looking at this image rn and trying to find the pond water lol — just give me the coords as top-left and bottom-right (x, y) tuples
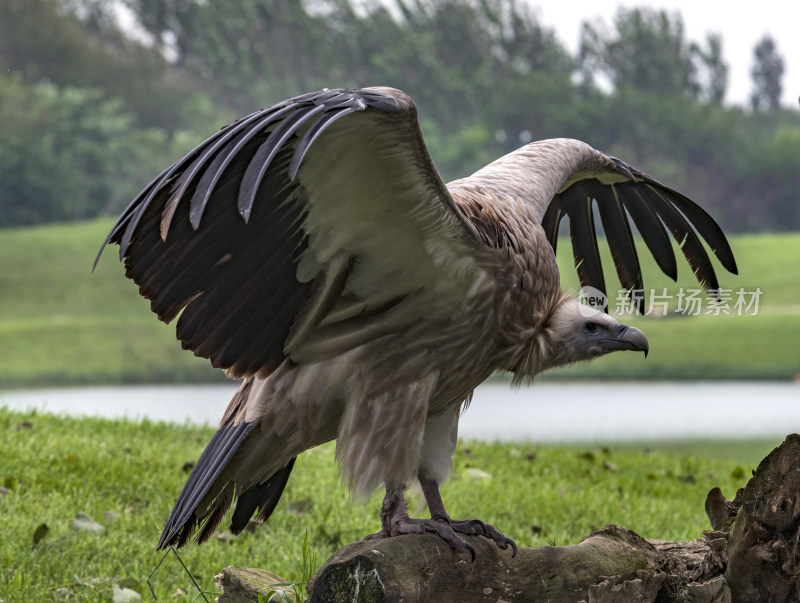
(2, 380), (797, 442)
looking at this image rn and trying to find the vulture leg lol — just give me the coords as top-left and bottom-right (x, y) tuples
(419, 475), (518, 557)
(379, 402), (516, 556)
(364, 484), (477, 560)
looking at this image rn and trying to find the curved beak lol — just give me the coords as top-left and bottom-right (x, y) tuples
(613, 323), (649, 357)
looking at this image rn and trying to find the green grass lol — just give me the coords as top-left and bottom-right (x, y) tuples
(0, 407), (778, 601)
(0, 219), (797, 387)
(0, 219), (221, 387)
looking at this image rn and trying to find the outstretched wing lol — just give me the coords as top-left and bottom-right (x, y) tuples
(541, 155), (738, 312)
(96, 87), (484, 378)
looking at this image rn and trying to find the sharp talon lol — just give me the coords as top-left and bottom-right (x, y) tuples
(510, 539), (518, 557)
(465, 541), (475, 562)
(468, 518), (486, 533)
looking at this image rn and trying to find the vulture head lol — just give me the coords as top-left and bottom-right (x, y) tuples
(507, 297), (649, 382)
(548, 299), (648, 362)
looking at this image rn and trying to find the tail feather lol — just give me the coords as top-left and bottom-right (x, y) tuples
(230, 457), (297, 534)
(196, 483), (235, 544)
(174, 520), (196, 549)
(157, 419), (256, 550)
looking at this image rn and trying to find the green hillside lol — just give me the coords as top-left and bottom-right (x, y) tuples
(0, 220), (220, 387)
(0, 219), (797, 387)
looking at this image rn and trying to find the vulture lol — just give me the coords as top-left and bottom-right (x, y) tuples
(97, 87), (737, 557)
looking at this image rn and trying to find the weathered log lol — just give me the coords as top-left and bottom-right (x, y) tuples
(725, 434), (800, 602)
(216, 435), (800, 602)
(305, 526), (730, 603)
(306, 525), (660, 602)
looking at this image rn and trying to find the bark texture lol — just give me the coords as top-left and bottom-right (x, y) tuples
(724, 434), (800, 601)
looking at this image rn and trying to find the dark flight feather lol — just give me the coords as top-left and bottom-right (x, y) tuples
(597, 185), (644, 301)
(238, 103), (328, 222)
(196, 483), (234, 545)
(187, 105), (298, 231)
(615, 184), (678, 281)
(229, 458), (297, 534)
(158, 419), (255, 549)
(166, 112), (273, 221)
(540, 203), (562, 255)
(637, 184), (720, 291)
(558, 182), (607, 299)
(651, 185), (737, 275)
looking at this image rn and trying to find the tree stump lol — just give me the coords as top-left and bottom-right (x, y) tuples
(216, 435), (800, 602)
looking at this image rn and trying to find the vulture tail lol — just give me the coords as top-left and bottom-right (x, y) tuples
(229, 457), (297, 534)
(157, 419), (256, 550)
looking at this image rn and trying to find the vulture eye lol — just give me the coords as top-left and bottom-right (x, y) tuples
(585, 321), (598, 333)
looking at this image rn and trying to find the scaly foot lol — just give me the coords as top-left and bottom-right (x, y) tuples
(419, 474), (518, 557)
(365, 486), (517, 560)
(430, 513), (518, 557)
(364, 513), (476, 560)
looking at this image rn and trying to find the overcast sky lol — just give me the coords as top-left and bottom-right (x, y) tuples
(536, 0), (797, 107)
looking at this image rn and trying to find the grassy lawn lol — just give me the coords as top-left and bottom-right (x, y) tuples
(0, 407), (778, 601)
(0, 220), (221, 387)
(0, 219), (797, 387)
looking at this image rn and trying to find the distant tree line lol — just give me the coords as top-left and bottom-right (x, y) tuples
(1, 0), (798, 231)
